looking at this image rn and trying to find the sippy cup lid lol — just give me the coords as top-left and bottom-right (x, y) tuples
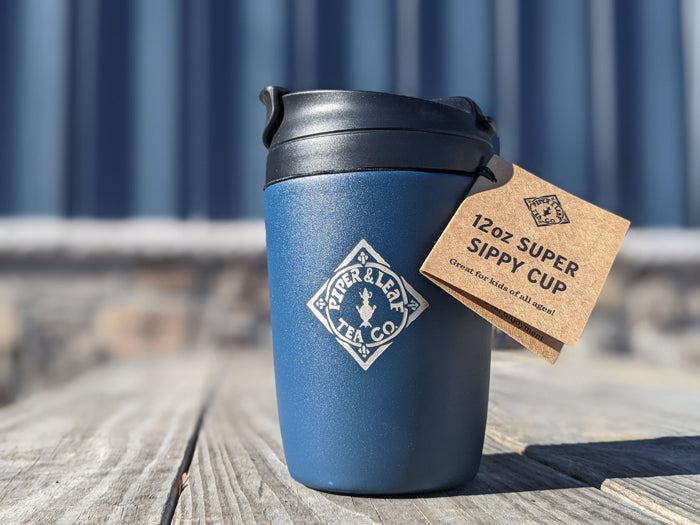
(260, 86), (498, 188)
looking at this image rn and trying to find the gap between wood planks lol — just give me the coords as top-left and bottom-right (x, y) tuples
(159, 365), (223, 525)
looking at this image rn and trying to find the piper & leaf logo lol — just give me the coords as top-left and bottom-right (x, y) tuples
(524, 194), (571, 227)
(307, 239), (428, 370)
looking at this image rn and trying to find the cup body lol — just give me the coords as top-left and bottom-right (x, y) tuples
(264, 169), (491, 494)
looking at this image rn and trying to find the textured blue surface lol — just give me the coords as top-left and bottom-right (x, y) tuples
(264, 170), (491, 494)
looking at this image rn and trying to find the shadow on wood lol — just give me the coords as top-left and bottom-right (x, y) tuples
(523, 436), (700, 487)
(439, 436), (700, 496)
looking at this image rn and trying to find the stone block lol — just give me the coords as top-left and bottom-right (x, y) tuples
(0, 299), (20, 379)
(134, 265), (196, 293)
(96, 298), (190, 357)
(685, 286), (700, 321)
(213, 261), (270, 315)
(626, 274), (684, 330)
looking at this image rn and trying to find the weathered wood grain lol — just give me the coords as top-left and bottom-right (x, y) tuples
(0, 353), (219, 525)
(173, 351), (666, 525)
(487, 350), (700, 524)
(2, 348), (695, 524)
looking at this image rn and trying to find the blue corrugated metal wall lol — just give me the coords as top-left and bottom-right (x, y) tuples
(0, 0), (696, 225)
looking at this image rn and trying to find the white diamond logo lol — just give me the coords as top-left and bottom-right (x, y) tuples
(307, 239), (429, 370)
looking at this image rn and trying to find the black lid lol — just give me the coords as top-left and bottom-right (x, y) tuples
(260, 86), (498, 188)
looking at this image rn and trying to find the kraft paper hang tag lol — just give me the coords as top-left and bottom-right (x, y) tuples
(420, 155), (630, 363)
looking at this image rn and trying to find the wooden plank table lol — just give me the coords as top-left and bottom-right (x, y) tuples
(0, 354), (219, 524)
(0, 349), (698, 524)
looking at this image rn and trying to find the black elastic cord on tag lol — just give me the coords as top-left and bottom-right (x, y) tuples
(475, 164), (497, 183)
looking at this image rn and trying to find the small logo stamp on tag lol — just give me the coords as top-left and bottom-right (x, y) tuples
(524, 194), (570, 227)
(308, 239), (428, 370)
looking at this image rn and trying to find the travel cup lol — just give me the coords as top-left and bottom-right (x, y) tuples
(260, 87), (498, 494)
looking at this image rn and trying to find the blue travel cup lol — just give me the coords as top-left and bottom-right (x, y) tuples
(260, 87), (498, 494)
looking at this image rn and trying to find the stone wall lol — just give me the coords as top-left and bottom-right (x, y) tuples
(0, 221), (698, 404)
(0, 220), (269, 403)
